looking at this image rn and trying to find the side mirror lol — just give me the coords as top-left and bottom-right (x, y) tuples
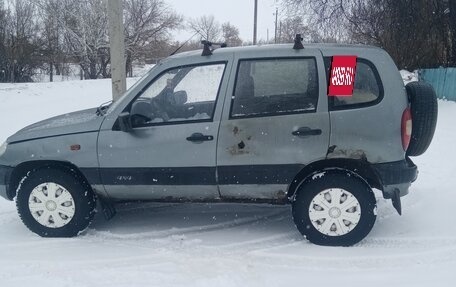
(118, 112), (132, 132)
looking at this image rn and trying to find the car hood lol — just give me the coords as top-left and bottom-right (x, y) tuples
(7, 108), (105, 144)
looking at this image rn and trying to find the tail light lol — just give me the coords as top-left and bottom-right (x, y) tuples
(401, 107), (412, 151)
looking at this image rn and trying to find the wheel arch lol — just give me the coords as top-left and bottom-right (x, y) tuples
(7, 160), (93, 200)
(287, 158), (382, 200)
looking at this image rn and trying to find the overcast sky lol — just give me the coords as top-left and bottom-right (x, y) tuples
(166, 0), (281, 43)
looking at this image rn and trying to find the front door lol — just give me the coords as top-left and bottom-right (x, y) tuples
(98, 61), (229, 200)
(217, 49), (330, 201)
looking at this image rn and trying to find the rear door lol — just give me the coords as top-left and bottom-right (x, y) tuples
(217, 48), (330, 201)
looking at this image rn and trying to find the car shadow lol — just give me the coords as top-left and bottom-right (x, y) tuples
(88, 202), (296, 241)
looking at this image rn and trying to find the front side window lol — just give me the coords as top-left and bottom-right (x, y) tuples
(130, 63), (225, 126)
(231, 58), (319, 118)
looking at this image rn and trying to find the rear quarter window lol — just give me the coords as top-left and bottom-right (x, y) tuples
(325, 57), (384, 110)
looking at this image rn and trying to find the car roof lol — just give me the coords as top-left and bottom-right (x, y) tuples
(169, 43), (383, 60)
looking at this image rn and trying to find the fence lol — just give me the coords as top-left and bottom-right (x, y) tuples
(419, 68), (456, 101)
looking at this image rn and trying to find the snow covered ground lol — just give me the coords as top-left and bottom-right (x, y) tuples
(32, 64), (155, 83)
(0, 79), (455, 286)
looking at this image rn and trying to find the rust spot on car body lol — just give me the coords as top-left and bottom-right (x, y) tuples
(276, 190), (286, 199)
(228, 125), (253, 155)
(233, 126), (240, 135)
(327, 148), (368, 160)
(227, 145), (250, 155)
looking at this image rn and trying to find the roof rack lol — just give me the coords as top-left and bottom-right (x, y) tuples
(201, 40), (227, 56)
(293, 34), (304, 50)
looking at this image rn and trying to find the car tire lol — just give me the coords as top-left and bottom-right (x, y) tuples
(292, 170), (377, 246)
(405, 81), (438, 157)
(16, 167), (96, 237)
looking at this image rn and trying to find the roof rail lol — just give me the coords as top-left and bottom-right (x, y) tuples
(293, 34), (304, 50)
(201, 40), (227, 56)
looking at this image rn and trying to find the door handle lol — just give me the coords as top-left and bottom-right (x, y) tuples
(292, 127), (322, 137)
(186, 133), (214, 142)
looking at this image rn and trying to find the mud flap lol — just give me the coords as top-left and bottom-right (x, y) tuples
(98, 197), (117, 220)
(391, 189), (402, 215)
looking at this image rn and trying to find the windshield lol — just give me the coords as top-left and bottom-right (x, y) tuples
(106, 63), (161, 115)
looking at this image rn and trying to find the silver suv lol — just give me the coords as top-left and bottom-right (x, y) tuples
(0, 41), (437, 246)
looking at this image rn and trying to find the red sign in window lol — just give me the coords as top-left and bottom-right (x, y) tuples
(328, 56), (357, 97)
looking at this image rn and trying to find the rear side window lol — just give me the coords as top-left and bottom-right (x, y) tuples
(230, 58), (318, 118)
(325, 58), (383, 110)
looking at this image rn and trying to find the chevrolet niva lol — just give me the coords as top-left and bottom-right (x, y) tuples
(0, 38), (438, 246)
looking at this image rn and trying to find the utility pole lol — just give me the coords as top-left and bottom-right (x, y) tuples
(253, 0), (258, 45)
(278, 21), (282, 44)
(107, 0), (126, 101)
(274, 8), (278, 44)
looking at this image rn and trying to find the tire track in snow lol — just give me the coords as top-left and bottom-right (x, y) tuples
(0, 210), (15, 216)
(211, 231), (300, 253)
(1, 238), (81, 248)
(85, 209), (290, 241)
(245, 237), (456, 270)
(0, 213), (295, 267)
(0, 211), (20, 226)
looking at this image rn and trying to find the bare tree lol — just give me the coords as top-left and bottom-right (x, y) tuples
(0, 0), (41, 82)
(0, 0), (183, 82)
(282, 0), (452, 69)
(188, 15), (221, 42)
(73, 0), (110, 79)
(221, 22), (242, 47)
(37, 0), (181, 79)
(449, 0), (456, 65)
(0, 0), (9, 82)
(39, 0), (67, 81)
(277, 16), (310, 43)
(42, 0), (111, 79)
(348, 0), (449, 69)
(123, 0), (181, 76)
(282, 0), (351, 42)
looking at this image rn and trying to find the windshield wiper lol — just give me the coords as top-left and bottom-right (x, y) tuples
(96, 101), (113, 116)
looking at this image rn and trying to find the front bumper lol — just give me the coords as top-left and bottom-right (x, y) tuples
(372, 157), (418, 199)
(0, 165), (13, 200)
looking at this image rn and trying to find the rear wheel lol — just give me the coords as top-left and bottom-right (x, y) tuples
(16, 168), (96, 237)
(292, 171), (376, 246)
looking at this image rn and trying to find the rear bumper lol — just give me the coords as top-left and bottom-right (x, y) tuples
(372, 157), (418, 199)
(0, 165), (13, 200)
(372, 157), (418, 185)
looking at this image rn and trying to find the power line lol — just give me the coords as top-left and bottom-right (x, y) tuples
(253, 0), (258, 45)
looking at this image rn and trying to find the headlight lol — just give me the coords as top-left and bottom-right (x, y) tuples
(0, 142), (7, 157)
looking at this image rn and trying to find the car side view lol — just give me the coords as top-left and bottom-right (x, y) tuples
(0, 38), (438, 246)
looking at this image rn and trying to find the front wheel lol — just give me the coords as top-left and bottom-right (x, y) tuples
(292, 171), (377, 246)
(16, 168), (96, 237)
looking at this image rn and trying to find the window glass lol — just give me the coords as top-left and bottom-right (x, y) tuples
(231, 58), (318, 118)
(130, 63), (225, 126)
(330, 60), (382, 108)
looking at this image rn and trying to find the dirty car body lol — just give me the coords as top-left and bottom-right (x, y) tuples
(0, 43), (436, 246)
